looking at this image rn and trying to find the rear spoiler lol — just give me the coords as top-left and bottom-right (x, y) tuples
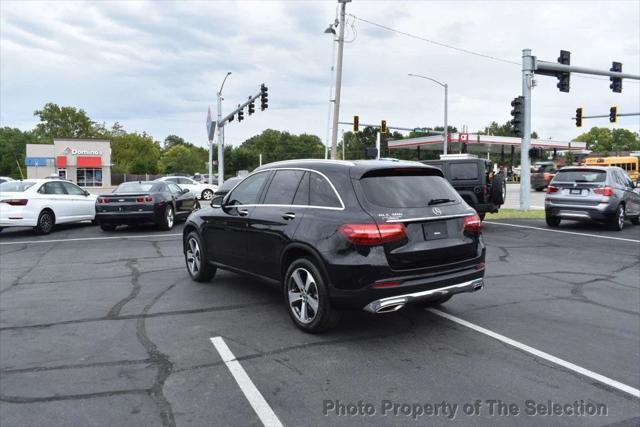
(354, 165), (444, 180)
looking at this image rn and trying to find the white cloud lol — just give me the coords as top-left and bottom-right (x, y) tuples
(1, 0), (638, 149)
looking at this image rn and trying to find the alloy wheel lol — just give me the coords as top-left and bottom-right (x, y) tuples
(167, 207), (174, 228)
(40, 213), (53, 233)
(288, 268), (319, 324)
(186, 237), (201, 275)
(618, 206), (625, 230)
(203, 190), (213, 200)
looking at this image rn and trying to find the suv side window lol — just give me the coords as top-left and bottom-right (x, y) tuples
(39, 182), (67, 195)
(450, 163), (479, 180)
(292, 172), (310, 205)
(310, 172), (341, 208)
(263, 169), (305, 205)
(227, 172), (270, 205)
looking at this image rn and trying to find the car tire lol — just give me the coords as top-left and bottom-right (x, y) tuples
(491, 175), (506, 205)
(422, 294), (453, 307)
(100, 223), (117, 232)
(201, 189), (214, 200)
(284, 258), (339, 334)
(158, 205), (175, 231)
(185, 231), (216, 282)
(546, 215), (561, 227)
(631, 216), (640, 225)
(535, 187), (544, 192)
(34, 210), (55, 235)
(610, 205), (625, 231)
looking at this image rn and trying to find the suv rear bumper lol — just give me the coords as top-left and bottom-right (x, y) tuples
(363, 278), (483, 313)
(545, 201), (616, 222)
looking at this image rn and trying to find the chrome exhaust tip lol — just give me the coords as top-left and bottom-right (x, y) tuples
(375, 303), (405, 314)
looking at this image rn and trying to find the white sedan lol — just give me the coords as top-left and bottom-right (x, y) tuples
(0, 179), (97, 234)
(155, 176), (218, 200)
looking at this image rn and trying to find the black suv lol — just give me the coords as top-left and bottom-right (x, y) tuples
(422, 157), (505, 219)
(183, 160), (485, 333)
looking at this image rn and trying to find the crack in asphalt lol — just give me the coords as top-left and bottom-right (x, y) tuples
(0, 359), (154, 375)
(106, 260), (141, 319)
(0, 388), (150, 404)
(0, 241), (59, 295)
(0, 301), (276, 332)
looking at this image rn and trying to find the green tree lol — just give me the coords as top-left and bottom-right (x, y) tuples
(111, 132), (161, 174)
(32, 103), (97, 143)
(0, 127), (34, 178)
(160, 144), (207, 175)
(574, 127), (640, 154)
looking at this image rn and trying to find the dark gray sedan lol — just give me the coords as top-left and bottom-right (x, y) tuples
(545, 166), (640, 231)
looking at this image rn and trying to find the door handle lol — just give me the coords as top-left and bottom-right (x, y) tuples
(237, 208), (249, 216)
(282, 212), (296, 220)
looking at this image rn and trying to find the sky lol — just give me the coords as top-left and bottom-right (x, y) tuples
(1, 0), (639, 150)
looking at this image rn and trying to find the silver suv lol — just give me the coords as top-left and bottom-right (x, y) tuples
(545, 166), (640, 231)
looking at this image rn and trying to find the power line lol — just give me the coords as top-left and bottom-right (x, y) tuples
(351, 14), (639, 84)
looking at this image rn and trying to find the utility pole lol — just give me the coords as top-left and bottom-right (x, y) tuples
(443, 83), (448, 154)
(330, 0), (351, 160)
(216, 72), (231, 186)
(520, 49), (534, 211)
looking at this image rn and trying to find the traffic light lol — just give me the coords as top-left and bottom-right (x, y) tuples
(610, 62), (622, 93)
(609, 106), (618, 123)
(353, 115), (359, 132)
(237, 105), (244, 122)
(510, 96), (524, 137)
(260, 84), (268, 111)
(248, 101), (255, 115)
(556, 50), (570, 92)
(575, 107), (583, 128)
(380, 120), (387, 133)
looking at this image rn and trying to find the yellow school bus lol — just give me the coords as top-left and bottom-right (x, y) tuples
(584, 156), (639, 180)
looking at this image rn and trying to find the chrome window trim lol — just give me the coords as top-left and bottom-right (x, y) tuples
(227, 167), (345, 210)
(385, 213), (474, 223)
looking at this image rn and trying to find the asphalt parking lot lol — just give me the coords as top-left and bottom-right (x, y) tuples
(1, 220), (639, 426)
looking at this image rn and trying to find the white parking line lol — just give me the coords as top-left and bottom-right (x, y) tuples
(210, 337), (284, 427)
(484, 221), (640, 243)
(428, 309), (640, 399)
(0, 233), (182, 246)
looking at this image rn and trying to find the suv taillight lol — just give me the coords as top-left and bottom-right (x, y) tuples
(594, 186), (614, 196)
(339, 223), (406, 246)
(463, 214), (482, 233)
(546, 185), (559, 194)
(0, 199), (28, 206)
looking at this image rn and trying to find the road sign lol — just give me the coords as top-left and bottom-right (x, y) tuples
(206, 106), (216, 142)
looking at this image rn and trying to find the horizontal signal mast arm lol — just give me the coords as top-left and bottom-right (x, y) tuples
(535, 60), (640, 80)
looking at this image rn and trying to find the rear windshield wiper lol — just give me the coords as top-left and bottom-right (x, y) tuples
(428, 198), (455, 206)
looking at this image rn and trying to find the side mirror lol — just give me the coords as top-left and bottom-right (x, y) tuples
(181, 188), (189, 194)
(83, 190), (90, 196)
(210, 194), (224, 207)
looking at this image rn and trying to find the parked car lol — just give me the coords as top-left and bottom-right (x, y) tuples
(545, 166), (640, 231)
(422, 155), (505, 220)
(155, 176), (218, 200)
(182, 159), (485, 333)
(531, 162), (557, 191)
(213, 176), (243, 198)
(193, 174), (218, 185)
(0, 179), (96, 234)
(95, 181), (199, 231)
(0, 176), (15, 184)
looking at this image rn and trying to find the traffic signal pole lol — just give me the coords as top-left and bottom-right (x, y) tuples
(520, 49), (534, 211)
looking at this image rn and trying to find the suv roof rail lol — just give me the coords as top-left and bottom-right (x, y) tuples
(439, 154), (479, 160)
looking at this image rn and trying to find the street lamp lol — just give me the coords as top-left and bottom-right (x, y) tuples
(324, 19), (338, 159)
(215, 72), (231, 186)
(408, 73), (449, 155)
(329, 0), (351, 160)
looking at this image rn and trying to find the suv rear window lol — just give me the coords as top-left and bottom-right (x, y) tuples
(361, 175), (458, 208)
(450, 163), (478, 180)
(553, 170), (606, 183)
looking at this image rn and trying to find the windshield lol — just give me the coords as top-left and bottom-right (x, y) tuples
(553, 170), (606, 183)
(361, 174), (459, 208)
(114, 182), (154, 193)
(0, 181), (36, 192)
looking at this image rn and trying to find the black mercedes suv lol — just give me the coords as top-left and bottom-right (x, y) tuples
(182, 160), (485, 333)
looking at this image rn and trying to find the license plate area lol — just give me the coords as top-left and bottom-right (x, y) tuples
(570, 189), (582, 195)
(422, 222), (448, 240)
